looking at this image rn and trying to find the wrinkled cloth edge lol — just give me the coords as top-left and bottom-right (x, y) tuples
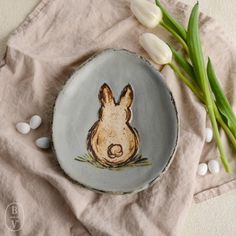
(3, 0), (236, 204)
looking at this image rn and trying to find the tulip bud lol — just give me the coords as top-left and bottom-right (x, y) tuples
(130, 0), (162, 28)
(139, 33), (172, 65)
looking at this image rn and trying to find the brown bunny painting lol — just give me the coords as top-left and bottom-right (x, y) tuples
(87, 83), (140, 167)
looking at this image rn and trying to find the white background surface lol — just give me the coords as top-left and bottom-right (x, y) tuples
(0, 0), (236, 235)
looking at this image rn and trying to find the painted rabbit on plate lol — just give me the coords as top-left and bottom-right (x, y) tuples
(87, 83), (140, 167)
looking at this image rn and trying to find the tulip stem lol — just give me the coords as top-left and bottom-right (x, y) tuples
(169, 62), (202, 99)
(209, 107), (231, 172)
(170, 61), (236, 151)
(186, 3), (230, 173)
(169, 62), (233, 172)
(160, 21), (188, 53)
(214, 104), (236, 150)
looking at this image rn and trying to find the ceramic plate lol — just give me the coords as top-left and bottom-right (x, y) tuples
(52, 49), (178, 193)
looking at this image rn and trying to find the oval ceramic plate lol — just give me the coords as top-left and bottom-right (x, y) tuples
(52, 49), (178, 194)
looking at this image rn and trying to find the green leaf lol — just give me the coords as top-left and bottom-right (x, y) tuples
(186, 3), (207, 89)
(170, 46), (195, 79)
(155, 0), (187, 40)
(207, 58), (236, 138)
(187, 3), (230, 172)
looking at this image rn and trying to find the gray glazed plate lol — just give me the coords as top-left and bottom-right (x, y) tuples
(52, 49), (178, 194)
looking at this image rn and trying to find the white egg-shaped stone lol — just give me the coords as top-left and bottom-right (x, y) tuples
(208, 160), (220, 174)
(16, 122), (30, 134)
(197, 163), (208, 176)
(30, 115), (42, 129)
(205, 128), (213, 143)
(35, 137), (50, 149)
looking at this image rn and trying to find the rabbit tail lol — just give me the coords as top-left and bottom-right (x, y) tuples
(107, 144), (123, 159)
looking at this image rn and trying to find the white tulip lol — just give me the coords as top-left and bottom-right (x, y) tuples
(130, 0), (162, 28)
(139, 33), (172, 65)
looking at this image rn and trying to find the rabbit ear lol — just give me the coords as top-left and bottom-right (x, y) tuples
(99, 83), (115, 106)
(119, 84), (133, 108)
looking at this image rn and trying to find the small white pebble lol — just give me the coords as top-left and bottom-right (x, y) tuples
(205, 128), (213, 143)
(197, 163), (208, 176)
(30, 115), (42, 129)
(35, 137), (50, 149)
(16, 122), (30, 134)
(208, 160), (220, 174)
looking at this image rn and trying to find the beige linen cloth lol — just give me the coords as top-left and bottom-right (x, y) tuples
(0, 0), (236, 235)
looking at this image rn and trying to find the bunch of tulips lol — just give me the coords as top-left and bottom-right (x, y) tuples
(130, 0), (236, 172)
